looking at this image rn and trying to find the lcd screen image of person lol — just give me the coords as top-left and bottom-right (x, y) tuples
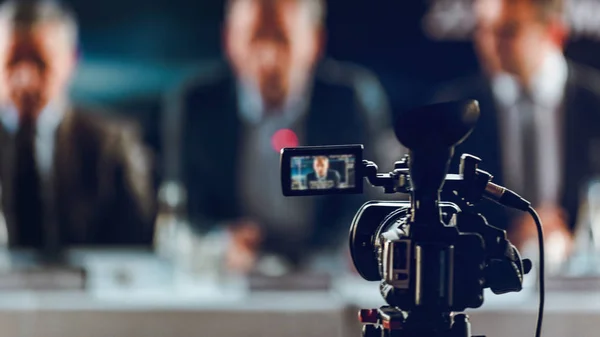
(290, 154), (355, 191)
(307, 156), (340, 189)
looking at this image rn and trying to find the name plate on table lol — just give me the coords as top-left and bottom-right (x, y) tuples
(0, 268), (86, 291)
(248, 272), (332, 291)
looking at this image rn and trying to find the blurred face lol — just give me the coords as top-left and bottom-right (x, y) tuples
(313, 157), (328, 177)
(495, 1), (555, 79)
(0, 22), (76, 120)
(472, 0), (502, 76)
(225, 0), (322, 110)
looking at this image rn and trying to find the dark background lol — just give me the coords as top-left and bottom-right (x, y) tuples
(64, 0), (600, 119)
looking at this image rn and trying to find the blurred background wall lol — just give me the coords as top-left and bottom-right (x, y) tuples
(67, 0), (600, 116)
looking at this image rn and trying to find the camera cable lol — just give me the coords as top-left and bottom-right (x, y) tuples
(527, 206), (544, 337)
(483, 183), (544, 337)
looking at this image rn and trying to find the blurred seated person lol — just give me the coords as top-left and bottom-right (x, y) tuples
(430, 0), (600, 264)
(166, 0), (398, 273)
(0, 0), (155, 254)
(306, 156), (340, 189)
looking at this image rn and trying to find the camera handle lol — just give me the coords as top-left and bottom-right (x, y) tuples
(361, 156), (411, 194)
(361, 155), (473, 196)
(362, 154), (530, 212)
(361, 155), (479, 198)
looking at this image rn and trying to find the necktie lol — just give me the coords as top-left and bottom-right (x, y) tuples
(519, 93), (540, 206)
(13, 117), (43, 247)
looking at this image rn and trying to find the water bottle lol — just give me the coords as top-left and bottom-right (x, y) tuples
(153, 181), (188, 261)
(0, 182), (11, 271)
(567, 179), (600, 275)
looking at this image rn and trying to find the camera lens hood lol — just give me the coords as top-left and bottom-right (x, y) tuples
(349, 201), (411, 281)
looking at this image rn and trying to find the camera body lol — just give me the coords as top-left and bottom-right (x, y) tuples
(350, 201), (486, 312)
(280, 144), (528, 313)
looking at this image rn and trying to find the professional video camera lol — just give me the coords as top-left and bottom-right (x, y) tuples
(280, 100), (545, 337)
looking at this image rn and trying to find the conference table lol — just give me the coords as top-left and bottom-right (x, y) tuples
(0, 248), (596, 337)
(0, 248), (350, 337)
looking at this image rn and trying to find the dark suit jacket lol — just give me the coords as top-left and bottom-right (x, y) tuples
(306, 170), (342, 189)
(0, 106), (156, 249)
(168, 59), (391, 257)
(429, 62), (600, 231)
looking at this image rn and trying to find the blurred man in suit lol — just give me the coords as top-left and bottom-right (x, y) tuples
(0, 0), (155, 254)
(167, 0), (396, 271)
(431, 0), (600, 259)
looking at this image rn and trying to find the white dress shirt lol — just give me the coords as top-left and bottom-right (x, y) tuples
(236, 80), (314, 242)
(491, 49), (568, 206)
(237, 77), (309, 126)
(0, 102), (66, 248)
(0, 102), (66, 180)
